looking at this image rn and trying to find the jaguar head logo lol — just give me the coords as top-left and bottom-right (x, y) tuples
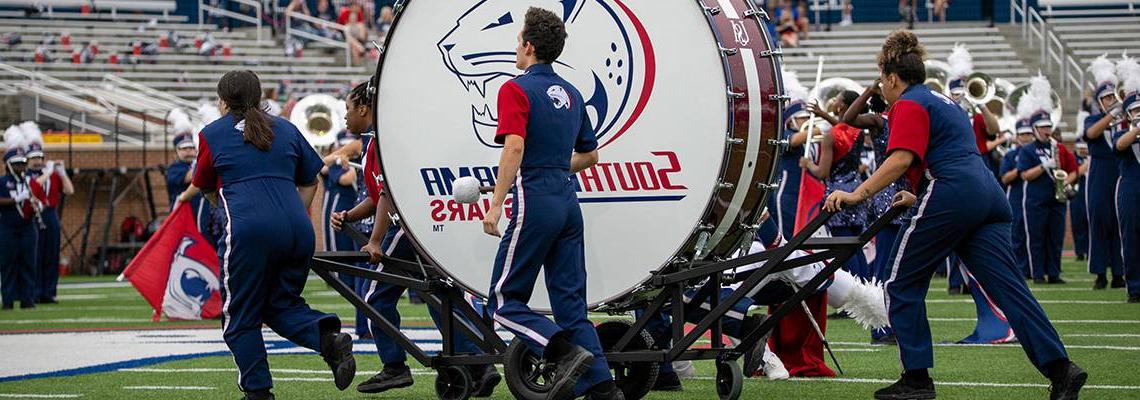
(437, 0), (655, 148)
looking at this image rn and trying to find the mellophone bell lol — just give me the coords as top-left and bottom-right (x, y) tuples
(304, 2), (910, 400)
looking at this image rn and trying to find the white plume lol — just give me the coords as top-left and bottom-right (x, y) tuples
(168, 108), (194, 136)
(197, 102), (221, 126)
(1017, 75), (1054, 120)
(947, 43), (974, 80)
(3, 124), (27, 150)
(1088, 54), (1118, 86)
(18, 121), (42, 147)
(1124, 75), (1140, 98)
(782, 68), (809, 104)
(1117, 53), (1140, 85)
(1076, 110), (1090, 137)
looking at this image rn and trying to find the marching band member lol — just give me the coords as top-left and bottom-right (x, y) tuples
(328, 81), (499, 395)
(480, 9), (618, 399)
(1070, 142), (1089, 262)
(168, 110), (216, 246)
(769, 69), (809, 239)
(826, 30), (1085, 399)
(320, 131), (359, 296)
(946, 44), (1003, 170)
(1112, 60), (1140, 303)
(188, 70), (355, 399)
(23, 124), (74, 304)
(1002, 120), (1035, 278)
(1017, 76), (1079, 285)
(1, 128), (46, 310)
(1082, 55), (1126, 289)
(803, 89), (871, 280)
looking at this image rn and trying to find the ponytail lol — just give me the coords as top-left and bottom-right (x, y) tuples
(217, 70), (275, 151)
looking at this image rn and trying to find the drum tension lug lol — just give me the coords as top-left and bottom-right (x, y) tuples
(728, 88), (746, 99)
(744, 7), (769, 20)
(717, 182), (735, 190)
(703, 6), (721, 16)
(757, 182), (778, 191)
(768, 138), (789, 147)
(719, 45), (739, 56)
(770, 94), (791, 102)
(727, 137), (744, 145)
(759, 49), (783, 58)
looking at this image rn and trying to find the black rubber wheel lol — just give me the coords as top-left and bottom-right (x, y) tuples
(595, 321), (659, 400)
(715, 360), (743, 400)
(435, 365), (474, 400)
(503, 338), (552, 400)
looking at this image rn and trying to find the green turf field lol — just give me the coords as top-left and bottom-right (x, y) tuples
(1, 257), (1137, 399)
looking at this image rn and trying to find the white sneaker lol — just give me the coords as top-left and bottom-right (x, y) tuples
(839, 17), (853, 26)
(672, 360), (697, 379)
(762, 344), (790, 381)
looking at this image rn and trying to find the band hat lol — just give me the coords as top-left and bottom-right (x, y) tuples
(781, 68), (810, 122)
(1088, 55), (1118, 105)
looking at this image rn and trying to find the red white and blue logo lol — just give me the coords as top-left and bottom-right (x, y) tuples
(437, 0), (656, 149)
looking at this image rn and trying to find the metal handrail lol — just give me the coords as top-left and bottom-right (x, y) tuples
(285, 10), (352, 68)
(1009, 0), (1085, 96)
(199, 0), (264, 43)
(102, 74), (196, 110)
(0, 62), (116, 111)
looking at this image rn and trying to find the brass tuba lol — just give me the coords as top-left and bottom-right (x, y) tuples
(924, 60), (952, 94)
(290, 94), (346, 148)
(964, 71), (996, 106)
(808, 77), (865, 106)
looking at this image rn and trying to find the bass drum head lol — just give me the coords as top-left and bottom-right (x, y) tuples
(377, 0), (738, 309)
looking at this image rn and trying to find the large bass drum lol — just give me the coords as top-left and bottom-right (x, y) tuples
(374, 0), (784, 310)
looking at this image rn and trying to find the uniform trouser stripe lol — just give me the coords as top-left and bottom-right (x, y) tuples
(884, 180), (936, 369)
(488, 172), (548, 345)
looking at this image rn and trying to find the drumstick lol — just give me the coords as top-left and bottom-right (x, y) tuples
(805, 56), (825, 163)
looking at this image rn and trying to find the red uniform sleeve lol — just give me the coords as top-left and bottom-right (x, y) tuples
(886, 100), (930, 162)
(972, 113), (988, 153)
(1059, 144), (1078, 174)
(364, 139), (382, 202)
(830, 123), (859, 162)
(495, 81), (529, 144)
(191, 132), (219, 192)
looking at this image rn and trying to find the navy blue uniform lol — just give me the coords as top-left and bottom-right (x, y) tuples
(1069, 155), (1088, 259)
(1112, 127), (1140, 298)
(1083, 115), (1124, 278)
(0, 174), (41, 307)
(192, 114), (340, 393)
(487, 63), (610, 394)
(26, 168), (63, 301)
(167, 160), (214, 245)
(1017, 140), (1078, 280)
(769, 126), (803, 239)
(883, 84), (1067, 374)
(1000, 149), (1030, 277)
(321, 162), (358, 293)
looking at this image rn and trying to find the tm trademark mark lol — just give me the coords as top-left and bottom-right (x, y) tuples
(433, 224), (445, 232)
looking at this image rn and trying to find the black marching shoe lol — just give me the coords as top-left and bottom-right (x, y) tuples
(871, 333), (899, 346)
(651, 370), (683, 391)
(739, 315), (771, 377)
(1111, 276), (1126, 289)
(1093, 275), (1108, 290)
(468, 364), (502, 397)
(585, 380), (625, 400)
(1048, 362), (1087, 400)
(545, 334), (595, 400)
(1128, 295), (1140, 304)
(319, 330), (356, 391)
(19, 302), (35, 309)
(1033, 278), (1047, 284)
(1047, 276), (1067, 284)
(874, 373), (936, 400)
(38, 297), (57, 304)
(242, 389), (274, 400)
(357, 364), (413, 393)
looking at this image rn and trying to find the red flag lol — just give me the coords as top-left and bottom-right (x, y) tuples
(793, 170), (826, 234)
(120, 203), (221, 321)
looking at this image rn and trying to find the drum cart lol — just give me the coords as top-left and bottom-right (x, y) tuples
(310, 204), (906, 400)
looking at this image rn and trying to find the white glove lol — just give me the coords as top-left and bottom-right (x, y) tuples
(1109, 103), (1123, 119)
(12, 187), (30, 203)
(1041, 158), (1057, 170)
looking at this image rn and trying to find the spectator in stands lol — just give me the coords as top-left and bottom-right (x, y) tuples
(264, 88), (282, 117)
(315, 0), (336, 24)
(932, 0), (949, 23)
(840, 0), (853, 27)
(376, 6), (394, 39)
(773, 0), (807, 48)
(339, 1), (371, 62)
(899, 0), (917, 29)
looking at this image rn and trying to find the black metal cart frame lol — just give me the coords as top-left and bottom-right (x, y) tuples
(310, 205), (907, 400)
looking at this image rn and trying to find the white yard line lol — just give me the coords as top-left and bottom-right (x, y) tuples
(928, 318), (1139, 324)
(832, 341), (1140, 351)
(0, 395), (82, 398)
(1, 318), (155, 324)
(1065, 333), (1140, 338)
(122, 386), (215, 390)
(785, 377), (1140, 390)
(924, 299), (1127, 304)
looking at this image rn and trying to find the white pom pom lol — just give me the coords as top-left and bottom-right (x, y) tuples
(453, 176), (481, 204)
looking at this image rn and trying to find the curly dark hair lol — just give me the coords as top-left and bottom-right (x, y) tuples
(522, 7), (567, 64)
(348, 78), (374, 108)
(878, 30), (926, 85)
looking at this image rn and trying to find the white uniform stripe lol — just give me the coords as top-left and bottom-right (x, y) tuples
(1085, 158), (1093, 274)
(217, 189), (241, 387)
(490, 171), (539, 341)
(1115, 177), (1126, 264)
(884, 180), (936, 368)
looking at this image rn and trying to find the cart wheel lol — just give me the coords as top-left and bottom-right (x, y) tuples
(503, 338), (551, 400)
(715, 360), (743, 400)
(595, 321), (659, 400)
(435, 365), (474, 400)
